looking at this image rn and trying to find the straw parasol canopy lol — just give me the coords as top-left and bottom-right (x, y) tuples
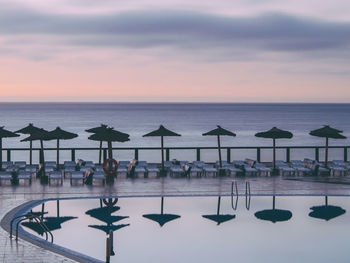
(143, 197), (181, 227)
(88, 128), (129, 175)
(309, 125), (346, 167)
(143, 125), (181, 172)
(255, 127), (293, 169)
(254, 196), (292, 223)
(85, 124), (110, 164)
(48, 127), (78, 168)
(203, 126), (236, 168)
(21, 128), (52, 167)
(202, 196), (235, 225)
(309, 196), (346, 221)
(15, 123), (42, 165)
(0, 127), (19, 170)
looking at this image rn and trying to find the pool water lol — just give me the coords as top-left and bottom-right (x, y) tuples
(23, 195), (350, 263)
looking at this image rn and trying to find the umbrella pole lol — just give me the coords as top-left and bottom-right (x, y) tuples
(161, 136), (164, 171)
(56, 139), (59, 170)
(29, 140), (32, 165)
(0, 138), (2, 170)
(272, 196), (276, 210)
(99, 141), (102, 165)
(40, 139), (45, 167)
(273, 138), (276, 169)
(217, 135), (222, 167)
(217, 196), (221, 215)
(325, 196), (328, 206)
(57, 200), (60, 217)
(161, 197), (164, 215)
(108, 141), (113, 159)
(325, 137), (329, 167)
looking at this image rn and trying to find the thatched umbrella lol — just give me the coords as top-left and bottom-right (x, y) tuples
(255, 196), (292, 223)
(0, 127), (19, 170)
(202, 196), (235, 225)
(85, 124), (109, 164)
(21, 128), (52, 168)
(88, 127), (129, 162)
(48, 127), (78, 169)
(143, 125), (181, 173)
(309, 125), (346, 167)
(15, 123), (42, 165)
(143, 197), (181, 227)
(255, 127), (293, 169)
(309, 196), (346, 221)
(202, 126), (236, 168)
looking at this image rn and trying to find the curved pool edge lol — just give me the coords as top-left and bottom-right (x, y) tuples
(0, 199), (104, 263)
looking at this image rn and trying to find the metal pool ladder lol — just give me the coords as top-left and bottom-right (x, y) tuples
(231, 181), (251, 210)
(10, 211), (53, 243)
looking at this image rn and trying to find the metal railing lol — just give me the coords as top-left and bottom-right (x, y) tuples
(2, 145), (350, 163)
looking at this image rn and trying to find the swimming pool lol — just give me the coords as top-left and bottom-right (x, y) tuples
(22, 195), (349, 263)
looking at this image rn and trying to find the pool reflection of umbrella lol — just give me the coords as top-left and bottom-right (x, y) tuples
(48, 127), (78, 169)
(88, 127), (129, 163)
(85, 124), (110, 164)
(89, 224), (130, 235)
(309, 196), (346, 221)
(143, 125), (181, 173)
(0, 127), (19, 170)
(143, 197), (181, 227)
(15, 123), (42, 165)
(202, 126), (236, 168)
(202, 196), (235, 225)
(86, 199), (130, 235)
(255, 127), (293, 170)
(22, 201), (77, 235)
(309, 125), (346, 167)
(21, 128), (52, 167)
(255, 196), (292, 223)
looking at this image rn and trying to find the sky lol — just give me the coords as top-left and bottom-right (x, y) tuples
(0, 0), (350, 102)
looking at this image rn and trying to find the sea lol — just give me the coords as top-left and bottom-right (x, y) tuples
(0, 103), (349, 163)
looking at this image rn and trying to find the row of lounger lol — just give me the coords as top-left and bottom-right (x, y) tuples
(0, 158), (350, 186)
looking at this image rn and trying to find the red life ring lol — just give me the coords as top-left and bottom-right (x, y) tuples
(103, 158), (118, 175)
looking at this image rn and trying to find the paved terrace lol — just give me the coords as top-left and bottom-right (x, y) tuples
(1, 176), (350, 262)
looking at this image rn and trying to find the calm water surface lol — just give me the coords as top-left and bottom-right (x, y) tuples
(23, 195), (350, 263)
(0, 103), (349, 162)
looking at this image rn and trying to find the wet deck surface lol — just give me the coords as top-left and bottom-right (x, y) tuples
(1, 175), (350, 262)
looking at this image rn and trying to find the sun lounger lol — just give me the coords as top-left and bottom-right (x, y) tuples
(274, 160), (296, 176)
(303, 158), (329, 176)
(170, 165), (185, 177)
(146, 166), (160, 178)
(17, 172), (32, 185)
(25, 165), (37, 179)
(64, 166), (75, 178)
(0, 172), (12, 186)
(328, 163), (347, 176)
(48, 171), (63, 185)
(70, 171), (84, 185)
(135, 166), (146, 178)
(2, 161), (13, 170)
(254, 163), (272, 176)
(233, 160), (258, 176)
(92, 172), (105, 185)
(226, 165), (243, 176)
(202, 165), (217, 177)
(188, 165), (202, 177)
(15, 161), (26, 170)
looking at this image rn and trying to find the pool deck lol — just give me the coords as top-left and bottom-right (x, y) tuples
(1, 176), (350, 262)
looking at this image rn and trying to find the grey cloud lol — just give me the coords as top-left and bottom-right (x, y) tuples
(0, 9), (350, 56)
